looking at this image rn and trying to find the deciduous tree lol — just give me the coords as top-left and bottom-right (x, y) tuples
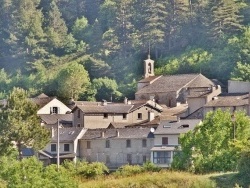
(0, 88), (50, 160)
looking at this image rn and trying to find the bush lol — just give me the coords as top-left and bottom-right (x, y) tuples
(142, 161), (161, 172)
(115, 165), (143, 177)
(63, 160), (109, 179)
(238, 151), (250, 178)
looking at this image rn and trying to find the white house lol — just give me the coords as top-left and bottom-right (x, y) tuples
(30, 93), (71, 114)
(38, 127), (86, 165)
(151, 119), (201, 167)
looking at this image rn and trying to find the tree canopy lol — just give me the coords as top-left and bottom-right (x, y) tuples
(0, 87), (50, 160)
(172, 109), (250, 173)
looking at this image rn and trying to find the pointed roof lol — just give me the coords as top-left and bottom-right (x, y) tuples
(186, 74), (215, 88)
(136, 74), (199, 94)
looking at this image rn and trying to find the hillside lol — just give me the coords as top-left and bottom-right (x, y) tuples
(0, 0), (249, 101)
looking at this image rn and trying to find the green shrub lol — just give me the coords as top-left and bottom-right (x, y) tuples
(115, 165), (143, 177)
(142, 161), (161, 172)
(63, 160), (109, 179)
(238, 151), (250, 178)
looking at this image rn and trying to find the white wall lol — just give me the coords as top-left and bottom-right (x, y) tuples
(228, 80), (250, 93)
(37, 98), (71, 114)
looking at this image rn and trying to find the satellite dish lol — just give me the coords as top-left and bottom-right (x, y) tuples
(150, 127), (155, 133)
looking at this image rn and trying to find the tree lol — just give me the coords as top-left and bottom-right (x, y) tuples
(56, 62), (90, 101)
(0, 88), (50, 160)
(91, 77), (121, 101)
(0, 157), (78, 187)
(172, 109), (250, 173)
(231, 62), (250, 82)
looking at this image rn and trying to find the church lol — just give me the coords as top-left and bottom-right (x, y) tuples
(135, 55), (222, 115)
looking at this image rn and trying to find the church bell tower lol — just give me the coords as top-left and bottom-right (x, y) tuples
(144, 54), (155, 78)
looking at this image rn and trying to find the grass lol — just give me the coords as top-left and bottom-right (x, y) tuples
(208, 172), (250, 188)
(79, 170), (216, 188)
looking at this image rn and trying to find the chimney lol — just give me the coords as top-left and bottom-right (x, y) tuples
(51, 127), (55, 138)
(102, 100), (107, 106)
(124, 97), (128, 104)
(148, 111), (154, 121)
(69, 97), (74, 105)
(101, 131), (105, 138)
(116, 130), (119, 137)
(177, 116), (180, 122)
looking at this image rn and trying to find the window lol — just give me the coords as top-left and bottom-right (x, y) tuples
(77, 123), (81, 127)
(106, 155), (110, 164)
(153, 151), (171, 164)
(87, 141), (91, 149)
(52, 107), (59, 114)
(178, 137), (180, 145)
(51, 144), (56, 152)
(106, 140), (110, 148)
(162, 137), (168, 146)
(142, 139), (147, 147)
(123, 113), (127, 119)
(138, 113), (142, 119)
(77, 110), (80, 118)
(64, 144), (70, 152)
(126, 139), (131, 148)
(143, 155), (147, 163)
(104, 113), (108, 118)
(127, 154), (132, 164)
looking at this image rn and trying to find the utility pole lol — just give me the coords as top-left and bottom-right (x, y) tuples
(57, 119), (60, 171)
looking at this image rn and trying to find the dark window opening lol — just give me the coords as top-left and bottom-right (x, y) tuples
(64, 144), (70, 152)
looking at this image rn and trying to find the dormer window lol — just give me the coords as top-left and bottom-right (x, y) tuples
(51, 107), (59, 114)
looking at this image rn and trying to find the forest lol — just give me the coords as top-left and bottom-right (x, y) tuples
(0, 0), (250, 102)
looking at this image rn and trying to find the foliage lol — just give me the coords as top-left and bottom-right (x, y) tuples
(115, 165), (144, 177)
(142, 161), (161, 172)
(91, 77), (122, 101)
(238, 151), (250, 179)
(0, 0), (249, 100)
(80, 170), (216, 188)
(172, 109), (250, 173)
(56, 62), (90, 101)
(62, 160), (109, 179)
(0, 87), (50, 160)
(0, 157), (77, 188)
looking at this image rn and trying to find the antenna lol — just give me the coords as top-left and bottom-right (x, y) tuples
(148, 41), (151, 59)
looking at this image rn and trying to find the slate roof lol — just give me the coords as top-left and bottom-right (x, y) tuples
(186, 74), (215, 88)
(136, 73), (215, 95)
(51, 127), (87, 142)
(138, 75), (161, 83)
(204, 93), (249, 107)
(187, 89), (212, 98)
(76, 103), (133, 113)
(136, 74), (198, 94)
(73, 100), (162, 114)
(154, 119), (201, 135)
(39, 114), (72, 125)
(81, 127), (154, 140)
(30, 93), (55, 108)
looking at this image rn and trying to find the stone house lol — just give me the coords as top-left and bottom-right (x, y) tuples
(151, 119), (201, 167)
(135, 56), (221, 110)
(39, 114), (73, 128)
(31, 93), (71, 115)
(38, 127), (86, 165)
(71, 99), (162, 129)
(79, 127), (154, 168)
(203, 93), (250, 116)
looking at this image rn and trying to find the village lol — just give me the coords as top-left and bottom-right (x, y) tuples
(17, 55), (250, 169)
